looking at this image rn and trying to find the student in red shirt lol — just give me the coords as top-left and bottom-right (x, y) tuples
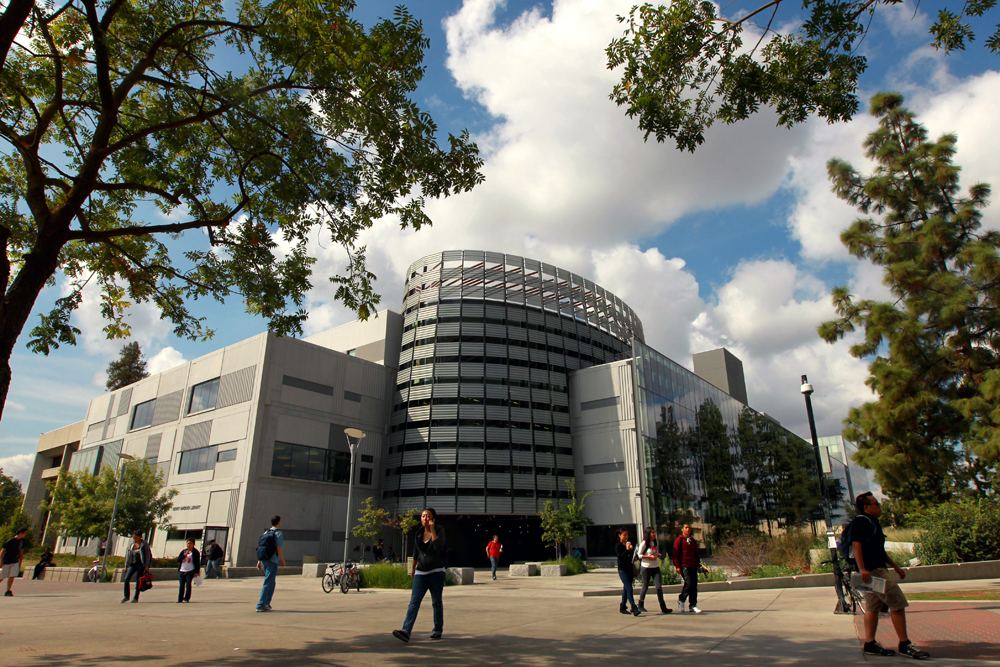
(486, 535), (503, 580)
(672, 524), (702, 613)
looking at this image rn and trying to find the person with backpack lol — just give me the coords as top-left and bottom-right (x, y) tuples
(122, 531), (152, 603)
(392, 508), (448, 643)
(255, 516), (285, 612)
(635, 526), (672, 614)
(672, 523), (701, 613)
(850, 492), (930, 660)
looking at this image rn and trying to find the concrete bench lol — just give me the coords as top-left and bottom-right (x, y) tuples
(540, 564), (567, 577)
(447, 567), (474, 585)
(302, 563), (327, 578)
(509, 563), (538, 577)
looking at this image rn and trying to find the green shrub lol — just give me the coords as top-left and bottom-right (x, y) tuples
(542, 556), (587, 575)
(658, 561), (680, 584)
(715, 533), (768, 577)
(699, 566), (727, 582)
(766, 530), (818, 571)
(749, 564), (803, 579)
(917, 497), (1000, 565)
(358, 562), (412, 589)
(812, 561), (834, 574)
(888, 546), (915, 565)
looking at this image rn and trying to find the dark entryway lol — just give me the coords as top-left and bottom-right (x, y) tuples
(431, 515), (548, 567)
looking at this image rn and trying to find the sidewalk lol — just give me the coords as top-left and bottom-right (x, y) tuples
(0, 570), (997, 666)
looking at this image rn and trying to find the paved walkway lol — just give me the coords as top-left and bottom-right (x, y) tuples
(1, 570), (997, 666)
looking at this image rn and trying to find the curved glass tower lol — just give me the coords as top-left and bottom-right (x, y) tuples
(382, 250), (643, 516)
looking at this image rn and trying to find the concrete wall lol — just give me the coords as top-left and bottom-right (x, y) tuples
(303, 310), (404, 370)
(568, 360), (642, 527)
(23, 421), (84, 544)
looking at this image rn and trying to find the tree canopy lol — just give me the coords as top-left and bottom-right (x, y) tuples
(606, 0), (1000, 152)
(819, 93), (1000, 511)
(105, 341), (148, 390)
(41, 458), (176, 546)
(539, 479), (594, 556)
(0, 467), (24, 529)
(0, 0), (484, 421)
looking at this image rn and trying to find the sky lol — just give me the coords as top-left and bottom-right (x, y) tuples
(3, 0), (999, 487)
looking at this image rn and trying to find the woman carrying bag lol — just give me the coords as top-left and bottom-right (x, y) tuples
(177, 539), (201, 603)
(635, 527), (672, 614)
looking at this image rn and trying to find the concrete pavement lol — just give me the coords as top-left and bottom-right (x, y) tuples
(1, 569), (997, 666)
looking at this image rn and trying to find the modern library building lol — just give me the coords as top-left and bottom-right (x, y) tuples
(23, 250), (875, 567)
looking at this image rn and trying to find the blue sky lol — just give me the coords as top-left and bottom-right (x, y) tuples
(3, 0), (999, 485)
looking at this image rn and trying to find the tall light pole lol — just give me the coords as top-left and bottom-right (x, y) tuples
(800, 375), (850, 614)
(102, 453), (136, 582)
(342, 428), (366, 575)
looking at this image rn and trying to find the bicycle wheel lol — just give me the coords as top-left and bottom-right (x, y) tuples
(847, 579), (867, 615)
(328, 563), (343, 584)
(321, 572), (335, 594)
(340, 573), (351, 594)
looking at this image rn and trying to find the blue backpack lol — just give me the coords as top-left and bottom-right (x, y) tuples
(256, 529), (277, 561)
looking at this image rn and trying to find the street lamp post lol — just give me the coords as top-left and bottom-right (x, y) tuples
(342, 428), (366, 575)
(101, 453), (136, 582)
(800, 375), (850, 614)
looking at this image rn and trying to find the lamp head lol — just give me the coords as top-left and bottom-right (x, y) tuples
(119, 453), (136, 461)
(344, 428), (365, 440)
(800, 374), (813, 396)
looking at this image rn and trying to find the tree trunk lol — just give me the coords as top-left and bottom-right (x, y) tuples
(0, 0), (33, 71)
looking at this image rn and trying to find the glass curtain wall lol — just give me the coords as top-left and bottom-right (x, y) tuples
(633, 339), (823, 547)
(385, 250), (643, 516)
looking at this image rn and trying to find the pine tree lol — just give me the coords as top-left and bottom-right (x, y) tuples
(819, 93), (1000, 510)
(106, 342), (149, 391)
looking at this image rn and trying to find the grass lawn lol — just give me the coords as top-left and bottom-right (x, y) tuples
(907, 590), (1000, 601)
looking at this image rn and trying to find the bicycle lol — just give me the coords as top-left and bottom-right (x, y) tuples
(321, 560), (360, 594)
(822, 556), (866, 615)
(86, 558), (106, 583)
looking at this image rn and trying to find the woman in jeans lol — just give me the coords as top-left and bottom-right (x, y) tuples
(615, 527), (641, 616)
(635, 527), (671, 614)
(393, 508), (448, 643)
(177, 539), (201, 603)
(122, 531), (151, 603)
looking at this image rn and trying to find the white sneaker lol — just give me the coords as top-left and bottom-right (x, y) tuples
(677, 600), (684, 612)
(691, 606), (702, 614)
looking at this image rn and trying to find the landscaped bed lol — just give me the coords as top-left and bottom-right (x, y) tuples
(907, 590), (1000, 601)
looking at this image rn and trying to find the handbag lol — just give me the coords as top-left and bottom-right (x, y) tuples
(139, 572), (154, 591)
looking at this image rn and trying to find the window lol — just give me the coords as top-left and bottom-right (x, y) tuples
(271, 441), (352, 484)
(130, 399), (156, 430)
(347, 349), (356, 357)
(178, 445), (219, 474)
(360, 454), (374, 463)
(359, 468), (373, 485)
(167, 528), (204, 542)
(188, 378), (220, 414)
(217, 449), (238, 463)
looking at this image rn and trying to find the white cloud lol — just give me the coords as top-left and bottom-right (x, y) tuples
(0, 453), (34, 489)
(147, 347), (188, 375)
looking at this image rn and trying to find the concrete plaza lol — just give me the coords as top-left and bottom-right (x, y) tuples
(1, 569), (998, 666)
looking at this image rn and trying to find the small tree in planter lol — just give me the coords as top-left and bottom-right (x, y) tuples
(540, 480), (594, 559)
(352, 497), (390, 562)
(389, 507), (421, 565)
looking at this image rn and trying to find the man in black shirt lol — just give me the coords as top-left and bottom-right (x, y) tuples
(1, 527), (28, 597)
(851, 492), (929, 659)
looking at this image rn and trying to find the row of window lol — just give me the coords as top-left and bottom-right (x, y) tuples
(397, 376), (568, 393)
(130, 378), (222, 431)
(271, 441), (373, 485)
(402, 315), (623, 353)
(390, 419), (572, 434)
(393, 397), (569, 412)
(177, 445), (237, 475)
(387, 442), (573, 455)
(384, 488), (568, 499)
(402, 335), (618, 356)
(386, 464), (574, 476)
(399, 350), (614, 373)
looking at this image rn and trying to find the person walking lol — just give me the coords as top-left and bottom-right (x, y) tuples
(373, 539), (385, 562)
(636, 526), (672, 614)
(122, 531), (152, 603)
(852, 492), (930, 659)
(1, 526), (28, 597)
(177, 539), (201, 603)
(615, 527), (641, 616)
(485, 535), (503, 580)
(32, 546), (55, 580)
(255, 516), (285, 612)
(393, 508), (447, 642)
(673, 524), (701, 613)
(206, 540), (224, 579)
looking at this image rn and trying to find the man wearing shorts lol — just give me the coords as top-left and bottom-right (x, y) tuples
(851, 492), (929, 659)
(1, 527), (28, 597)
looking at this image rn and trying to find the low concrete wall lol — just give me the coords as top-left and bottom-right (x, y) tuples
(28, 567), (90, 582)
(447, 567), (474, 585)
(510, 563), (538, 577)
(302, 563), (326, 578)
(541, 564), (567, 577)
(582, 560), (1000, 597)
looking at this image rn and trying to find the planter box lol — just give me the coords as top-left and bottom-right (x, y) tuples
(447, 567), (474, 585)
(541, 564), (567, 577)
(509, 563), (538, 577)
(302, 563), (327, 578)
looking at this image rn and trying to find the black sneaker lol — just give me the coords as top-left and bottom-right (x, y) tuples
(430, 632), (442, 640)
(863, 641), (896, 656)
(392, 629), (410, 643)
(660, 605), (673, 614)
(4, 591), (11, 597)
(899, 642), (930, 659)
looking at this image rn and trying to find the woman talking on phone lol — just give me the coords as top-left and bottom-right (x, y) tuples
(635, 527), (671, 614)
(615, 527), (641, 616)
(393, 508), (448, 643)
